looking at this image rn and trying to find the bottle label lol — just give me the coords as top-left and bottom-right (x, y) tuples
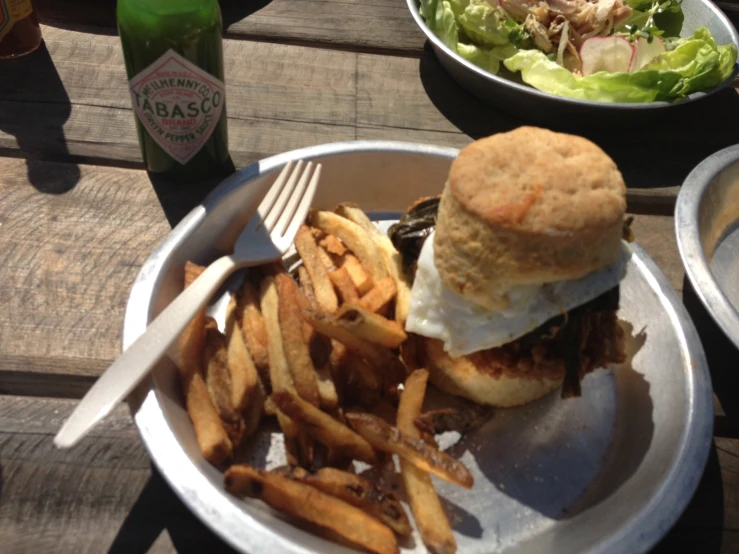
(128, 49), (225, 165)
(0, 0), (34, 43)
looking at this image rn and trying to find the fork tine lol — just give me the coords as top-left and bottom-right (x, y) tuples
(262, 161), (310, 233)
(282, 164), (321, 241)
(245, 160), (298, 232)
(273, 162), (316, 237)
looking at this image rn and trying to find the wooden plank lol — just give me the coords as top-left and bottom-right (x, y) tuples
(629, 214), (684, 294)
(35, 0), (427, 55)
(0, 159), (169, 395)
(1, 394), (737, 553)
(4, 27), (737, 207)
(0, 395), (238, 554)
(0, 25), (357, 168)
(34, 0), (739, 57)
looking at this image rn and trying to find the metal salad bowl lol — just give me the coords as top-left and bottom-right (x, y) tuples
(123, 142), (712, 554)
(407, 0), (739, 127)
(676, 144), (739, 351)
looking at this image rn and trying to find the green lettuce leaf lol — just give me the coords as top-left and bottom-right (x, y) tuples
(419, 0), (520, 75)
(503, 27), (737, 102)
(457, 0), (511, 46)
(623, 0), (684, 38)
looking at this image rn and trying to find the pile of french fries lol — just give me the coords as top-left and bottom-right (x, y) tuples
(176, 203), (483, 554)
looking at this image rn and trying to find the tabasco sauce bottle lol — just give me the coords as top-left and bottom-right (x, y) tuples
(0, 0), (42, 59)
(117, 0), (231, 181)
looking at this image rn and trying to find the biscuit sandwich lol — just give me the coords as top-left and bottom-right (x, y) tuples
(392, 126), (630, 407)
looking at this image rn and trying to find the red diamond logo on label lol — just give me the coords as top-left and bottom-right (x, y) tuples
(128, 50), (225, 165)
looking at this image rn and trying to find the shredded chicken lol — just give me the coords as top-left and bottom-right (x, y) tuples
(499, 0), (633, 73)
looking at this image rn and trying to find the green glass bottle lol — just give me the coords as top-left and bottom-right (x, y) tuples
(117, 0), (231, 181)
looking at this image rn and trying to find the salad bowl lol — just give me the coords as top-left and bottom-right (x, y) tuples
(408, 0), (739, 127)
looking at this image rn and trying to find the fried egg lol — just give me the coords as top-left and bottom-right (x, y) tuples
(405, 232), (630, 357)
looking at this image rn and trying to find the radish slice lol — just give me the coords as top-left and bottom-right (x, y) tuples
(580, 36), (635, 76)
(630, 36), (667, 71)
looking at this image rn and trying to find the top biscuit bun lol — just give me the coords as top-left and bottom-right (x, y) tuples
(434, 126), (626, 311)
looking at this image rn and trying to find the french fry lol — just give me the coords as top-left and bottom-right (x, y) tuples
(336, 304), (408, 348)
(178, 261), (207, 378)
(358, 277), (397, 314)
(203, 326), (246, 446)
(335, 203), (412, 324)
(181, 371), (234, 467)
(304, 309), (406, 385)
(177, 262), (233, 466)
(276, 273), (321, 408)
(290, 271), (318, 346)
(238, 273), (270, 381)
(226, 317), (266, 437)
(260, 275), (300, 440)
(297, 467), (412, 537)
(328, 267), (360, 304)
(319, 233), (347, 256)
(309, 210), (387, 282)
(271, 391), (378, 464)
(398, 370), (430, 436)
(297, 265), (318, 310)
(295, 225), (338, 313)
(317, 244), (336, 271)
(225, 294), (238, 337)
(397, 370), (456, 554)
(345, 412), (473, 489)
(341, 254), (374, 295)
(224, 465), (398, 554)
(315, 364), (339, 409)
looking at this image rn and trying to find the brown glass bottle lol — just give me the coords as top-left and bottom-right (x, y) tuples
(0, 0), (42, 59)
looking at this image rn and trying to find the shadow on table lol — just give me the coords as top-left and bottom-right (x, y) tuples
(108, 465), (237, 554)
(220, 0), (273, 30)
(37, 0), (275, 36)
(147, 158), (236, 228)
(0, 42), (80, 193)
(36, 0), (117, 35)
(683, 276), (739, 437)
(650, 442), (725, 553)
(418, 43), (739, 193)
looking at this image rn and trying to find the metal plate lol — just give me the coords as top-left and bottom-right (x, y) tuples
(123, 142), (713, 554)
(676, 144), (739, 351)
(406, 0), (739, 127)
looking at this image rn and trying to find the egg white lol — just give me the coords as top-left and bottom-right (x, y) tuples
(405, 232), (630, 357)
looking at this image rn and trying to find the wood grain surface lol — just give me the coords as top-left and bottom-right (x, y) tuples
(36, 0), (428, 55)
(33, 0), (739, 55)
(2, 25), (739, 206)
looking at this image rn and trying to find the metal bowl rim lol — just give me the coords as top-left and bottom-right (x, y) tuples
(123, 140), (713, 554)
(676, 143), (739, 350)
(406, 0), (739, 110)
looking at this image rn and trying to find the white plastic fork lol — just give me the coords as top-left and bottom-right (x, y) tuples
(54, 160), (321, 449)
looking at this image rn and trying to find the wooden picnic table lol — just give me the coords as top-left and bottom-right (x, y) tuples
(0, 0), (738, 552)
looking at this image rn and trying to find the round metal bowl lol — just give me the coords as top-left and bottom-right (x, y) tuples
(407, 0), (739, 127)
(123, 141), (712, 554)
(676, 144), (739, 351)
